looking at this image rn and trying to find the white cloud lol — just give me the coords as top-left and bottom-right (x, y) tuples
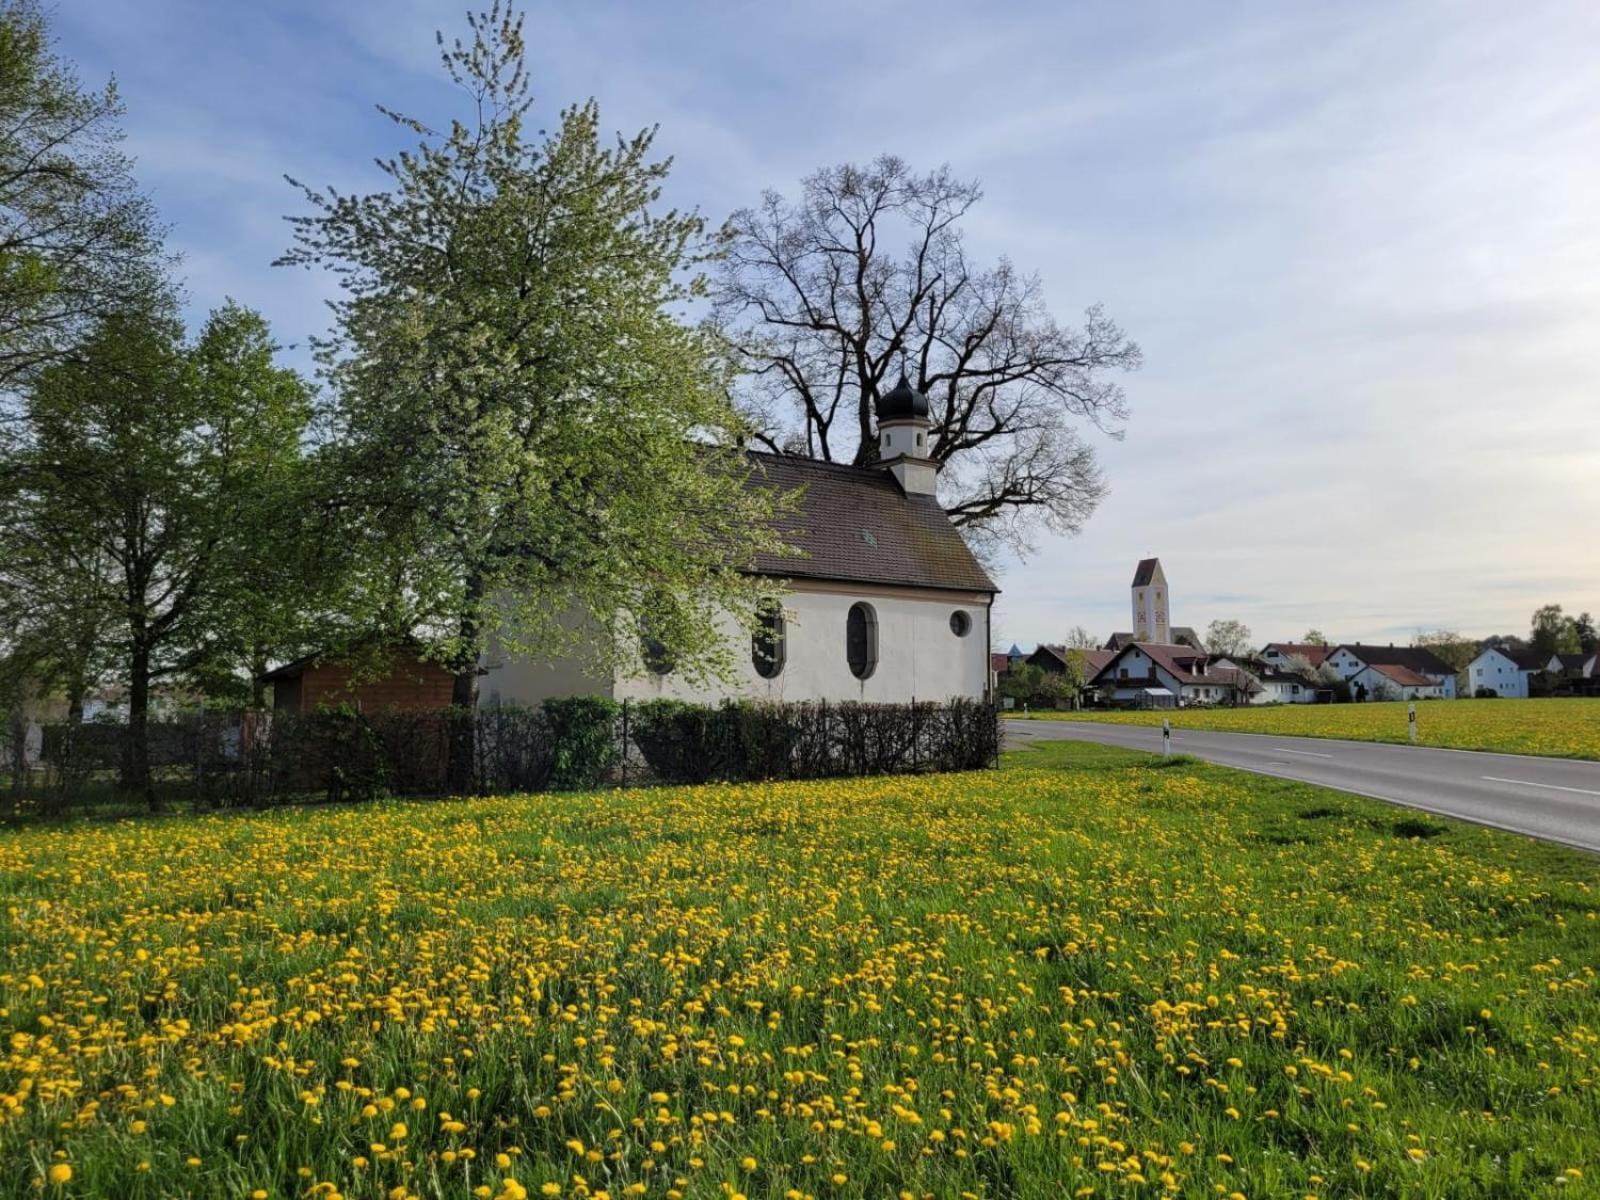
(55, 0), (1600, 645)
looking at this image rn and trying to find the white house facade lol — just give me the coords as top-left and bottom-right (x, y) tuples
(1326, 644), (1457, 700)
(1091, 643), (1255, 707)
(1466, 647), (1546, 698)
(1260, 642), (1334, 674)
(1346, 663), (1445, 701)
(481, 377), (998, 708)
(1252, 671), (1319, 704)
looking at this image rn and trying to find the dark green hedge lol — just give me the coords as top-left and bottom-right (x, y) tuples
(628, 697), (998, 785)
(24, 695), (997, 812)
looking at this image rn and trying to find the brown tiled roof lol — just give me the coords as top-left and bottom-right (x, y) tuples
(1028, 645), (1066, 669)
(1265, 642), (1333, 667)
(1091, 642), (1254, 689)
(990, 652), (1010, 674)
(1107, 627), (1202, 651)
(1370, 663), (1438, 688)
(1334, 644), (1455, 678)
(743, 453), (997, 594)
(1081, 649), (1116, 675)
(1131, 557), (1161, 587)
(1028, 645), (1115, 675)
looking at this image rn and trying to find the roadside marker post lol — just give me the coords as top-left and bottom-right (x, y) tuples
(1162, 719), (1171, 758)
(1408, 703), (1417, 744)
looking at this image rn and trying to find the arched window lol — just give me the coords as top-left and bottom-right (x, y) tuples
(753, 601), (786, 679)
(638, 614), (675, 676)
(949, 610), (972, 637)
(846, 602), (877, 679)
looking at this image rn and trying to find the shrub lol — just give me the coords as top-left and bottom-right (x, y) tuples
(22, 695), (995, 816)
(630, 698), (997, 784)
(630, 700), (802, 784)
(543, 696), (619, 790)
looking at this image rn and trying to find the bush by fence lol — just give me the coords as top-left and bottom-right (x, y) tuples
(5, 696), (999, 815)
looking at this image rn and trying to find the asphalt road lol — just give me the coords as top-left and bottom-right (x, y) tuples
(1005, 718), (1600, 854)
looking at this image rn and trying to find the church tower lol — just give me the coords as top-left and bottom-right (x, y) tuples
(1131, 557), (1169, 644)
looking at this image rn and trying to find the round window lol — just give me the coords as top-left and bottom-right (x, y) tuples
(949, 610), (972, 637)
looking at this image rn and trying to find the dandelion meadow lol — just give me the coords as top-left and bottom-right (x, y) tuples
(1, 742), (1596, 1198)
(1021, 698), (1600, 760)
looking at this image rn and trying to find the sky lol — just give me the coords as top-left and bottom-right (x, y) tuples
(55, 0), (1600, 650)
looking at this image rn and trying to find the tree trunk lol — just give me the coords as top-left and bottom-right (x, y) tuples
(250, 649), (268, 711)
(445, 575), (485, 795)
(123, 631), (156, 810)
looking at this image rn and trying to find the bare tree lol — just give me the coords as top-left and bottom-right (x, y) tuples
(1205, 618), (1252, 657)
(1063, 624), (1099, 650)
(713, 155), (1140, 557)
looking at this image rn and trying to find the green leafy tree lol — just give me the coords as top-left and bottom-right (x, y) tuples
(0, 0), (162, 397)
(1573, 612), (1597, 656)
(997, 662), (1067, 709)
(1529, 604), (1580, 658)
(1301, 629), (1330, 647)
(172, 303), (318, 708)
(280, 5), (788, 786)
(11, 303), (313, 806)
(1414, 629), (1476, 696)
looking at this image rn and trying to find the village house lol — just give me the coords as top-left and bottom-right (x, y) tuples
(1548, 652), (1600, 694)
(1260, 642), (1334, 673)
(1345, 662), (1447, 701)
(1324, 644), (1458, 700)
(1464, 647), (1599, 698)
(1089, 642), (1258, 708)
(1210, 655), (1323, 705)
(1465, 646), (1547, 698)
(1026, 644), (1115, 678)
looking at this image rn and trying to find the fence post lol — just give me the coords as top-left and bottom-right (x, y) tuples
(620, 698), (630, 789)
(1408, 702), (1417, 744)
(821, 699), (830, 777)
(911, 696), (919, 772)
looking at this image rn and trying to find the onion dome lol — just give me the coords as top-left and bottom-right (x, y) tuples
(875, 373), (930, 421)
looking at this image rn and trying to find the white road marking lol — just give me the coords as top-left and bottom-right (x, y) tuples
(1273, 747), (1334, 758)
(1482, 776), (1600, 798)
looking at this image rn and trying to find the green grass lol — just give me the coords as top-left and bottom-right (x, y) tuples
(0, 743), (1596, 1198)
(1017, 697), (1600, 759)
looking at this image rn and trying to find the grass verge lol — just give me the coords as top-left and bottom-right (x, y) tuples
(0, 741), (1594, 1197)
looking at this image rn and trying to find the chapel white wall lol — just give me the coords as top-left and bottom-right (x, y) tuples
(614, 587), (992, 705)
(480, 586), (993, 707)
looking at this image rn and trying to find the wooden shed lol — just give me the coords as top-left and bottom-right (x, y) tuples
(261, 646), (455, 714)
